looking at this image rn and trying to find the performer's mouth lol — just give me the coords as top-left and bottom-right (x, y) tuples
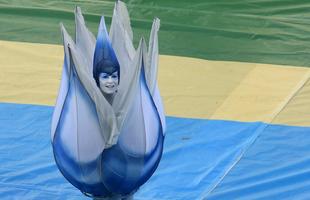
(105, 84), (115, 88)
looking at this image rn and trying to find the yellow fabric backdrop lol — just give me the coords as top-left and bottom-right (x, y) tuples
(1, 40), (309, 126)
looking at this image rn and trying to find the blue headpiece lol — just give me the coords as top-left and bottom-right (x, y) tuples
(93, 16), (120, 86)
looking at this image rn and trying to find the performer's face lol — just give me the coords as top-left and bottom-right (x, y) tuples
(99, 71), (119, 94)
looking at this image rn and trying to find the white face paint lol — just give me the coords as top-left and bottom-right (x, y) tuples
(99, 72), (119, 94)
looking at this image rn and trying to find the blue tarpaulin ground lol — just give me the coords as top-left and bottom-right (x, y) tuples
(1, 103), (310, 199)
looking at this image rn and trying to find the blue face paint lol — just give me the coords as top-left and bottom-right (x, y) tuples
(99, 71), (119, 94)
(94, 59), (120, 87)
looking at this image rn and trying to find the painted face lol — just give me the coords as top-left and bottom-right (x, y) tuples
(99, 71), (119, 94)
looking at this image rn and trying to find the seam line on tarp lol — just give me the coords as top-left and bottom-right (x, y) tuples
(204, 69), (310, 198)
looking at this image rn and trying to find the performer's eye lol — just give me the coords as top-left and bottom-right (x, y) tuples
(111, 72), (118, 79)
(100, 73), (109, 79)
